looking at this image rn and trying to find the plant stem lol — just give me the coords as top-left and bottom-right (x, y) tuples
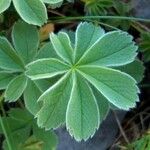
(49, 16), (150, 23)
(0, 93), (13, 150)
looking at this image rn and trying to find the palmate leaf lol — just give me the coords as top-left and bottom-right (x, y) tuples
(0, 21), (56, 116)
(26, 22), (142, 141)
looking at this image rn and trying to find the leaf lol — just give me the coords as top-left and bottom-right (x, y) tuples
(115, 59), (145, 83)
(42, 0), (63, 8)
(25, 22), (140, 141)
(12, 0), (47, 26)
(140, 32), (150, 62)
(0, 37), (24, 71)
(66, 72), (99, 141)
(74, 22), (105, 63)
(1, 108), (57, 150)
(92, 87), (109, 121)
(39, 23), (54, 41)
(19, 136), (43, 150)
(33, 124), (58, 150)
(36, 73), (72, 129)
(50, 32), (73, 64)
(5, 74), (27, 102)
(78, 66), (139, 110)
(36, 42), (58, 59)
(78, 31), (137, 67)
(0, 0), (11, 14)
(26, 58), (70, 80)
(24, 80), (42, 115)
(0, 71), (15, 90)
(12, 20), (39, 64)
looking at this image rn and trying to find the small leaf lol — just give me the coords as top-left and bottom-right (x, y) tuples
(12, 20), (39, 64)
(92, 87), (109, 121)
(115, 59), (145, 83)
(74, 22), (105, 63)
(42, 0), (63, 8)
(78, 66), (139, 110)
(0, 71), (15, 90)
(66, 72), (99, 141)
(78, 31), (137, 67)
(12, 0), (47, 26)
(36, 42), (58, 59)
(36, 73), (72, 129)
(26, 58), (70, 80)
(33, 124), (58, 150)
(24, 80), (42, 115)
(50, 32), (73, 64)
(0, 0), (11, 14)
(0, 37), (24, 71)
(5, 74), (27, 102)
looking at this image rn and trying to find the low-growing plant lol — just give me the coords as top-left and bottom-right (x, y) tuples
(0, 0), (149, 149)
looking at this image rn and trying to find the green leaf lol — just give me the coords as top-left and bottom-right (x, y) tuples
(50, 32), (73, 64)
(36, 73), (72, 129)
(12, 21), (39, 64)
(12, 0), (47, 26)
(140, 32), (150, 62)
(92, 87), (109, 121)
(78, 31), (137, 67)
(42, 0), (62, 4)
(78, 66), (139, 110)
(0, 0), (11, 14)
(24, 80), (42, 115)
(0, 37), (24, 71)
(115, 59), (145, 83)
(33, 124), (58, 150)
(5, 74), (27, 102)
(26, 58), (70, 80)
(42, 0), (63, 8)
(66, 72), (99, 141)
(36, 42), (58, 59)
(25, 22), (140, 141)
(74, 22), (104, 63)
(0, 71), (15, 90)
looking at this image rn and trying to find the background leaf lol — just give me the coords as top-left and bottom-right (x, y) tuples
(12, 21), (39, 64)
(0, 71), (15, 90)
(0, 37), (24, 72)
(12, 0), (47, 26)
(5, 74), (27, 102)
(0, 0), (11, 14)
(24, 79), (42, 115)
